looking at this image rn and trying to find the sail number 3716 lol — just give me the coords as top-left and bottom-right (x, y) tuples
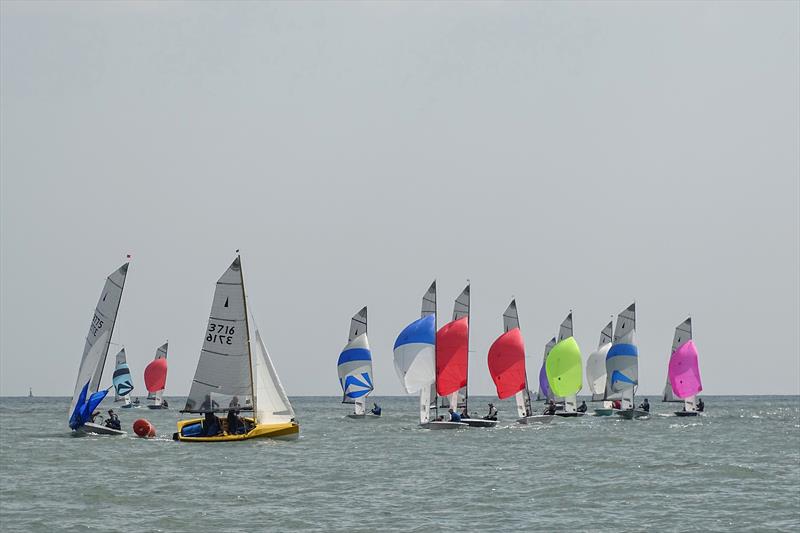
(207, 323), (235, 345)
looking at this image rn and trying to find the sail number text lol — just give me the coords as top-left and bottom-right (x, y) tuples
(90, 314), (104, 337)
(207, 323), (235, 345)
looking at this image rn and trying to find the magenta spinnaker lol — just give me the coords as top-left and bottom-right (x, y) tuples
(668, 340), (703, 399)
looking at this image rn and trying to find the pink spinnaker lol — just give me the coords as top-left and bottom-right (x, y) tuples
(668, 340), (702, 399)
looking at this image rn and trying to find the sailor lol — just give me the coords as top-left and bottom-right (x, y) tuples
(612, 399), (621, 410)
(448, 408), (461, 423)
(577, 401), (588, 413)
(203, 411), (221, 436)
(696, 397), (705, 412)
(226, 409), (243, 435)
(543, 400), (556, 416)
(370, 403), (382, 416)
(132, 397), (140, 406)
(460, 406), (470, 420)
(639, 398), (650, 412)
(229, 396), (240, 409)
(484, 403), (498, 420)
(200, 394), (219, 412)
(105, 409), (121, 430)
(161, 399), (169, 408)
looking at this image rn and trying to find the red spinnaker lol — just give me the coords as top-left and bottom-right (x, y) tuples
(144, 358), (168, 393)
(435, 317), (469, 396)
(488, 328), (527, 399)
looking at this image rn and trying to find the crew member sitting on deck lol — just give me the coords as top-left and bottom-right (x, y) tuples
(484, 403), (498, 420)
(460, 406), (470, 420)
(371, 403), (381, 416)
(577, 401), (588, 413)
(203, 411), (222, 436)
(448, 408), (461, 423)
(543, 400), (557, 416)
(639, 398), (650, 412)
(226, 409), (244, 435)
(105, 409), (121, 430)
(696, 397), (705, 412)
(612, 399), (622, 410)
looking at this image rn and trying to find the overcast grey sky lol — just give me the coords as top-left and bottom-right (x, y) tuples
(1, 1), (798, 397)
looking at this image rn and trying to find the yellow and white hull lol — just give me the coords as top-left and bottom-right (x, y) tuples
(175, 417), (299, 442)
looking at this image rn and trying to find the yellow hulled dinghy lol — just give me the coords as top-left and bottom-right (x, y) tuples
(175, 254), (299, 443)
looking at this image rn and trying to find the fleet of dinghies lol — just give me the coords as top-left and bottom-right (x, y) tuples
(67, 256), (706, 439)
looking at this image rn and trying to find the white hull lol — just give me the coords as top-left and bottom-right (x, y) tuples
(73, 422), (125, 436)
(420, 421), (468, 430)
(345, 413), (381, 420)
(517, 415), (554, 424)
(461, 418), (497, 428)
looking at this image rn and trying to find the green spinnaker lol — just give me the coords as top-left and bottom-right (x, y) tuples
(545, 336), (583, 397)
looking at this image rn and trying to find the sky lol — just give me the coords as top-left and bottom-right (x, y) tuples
(1, 1), (798, 398)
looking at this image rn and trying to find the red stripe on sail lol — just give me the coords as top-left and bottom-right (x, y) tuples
(488, 328), (526, 399)
(144, 358), (168, 393)
(435, 317), (468, 396)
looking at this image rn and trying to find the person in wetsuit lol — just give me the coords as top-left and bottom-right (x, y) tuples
(577, 401), (588, 413)
(639, 398), (650, 412)
(371, 403), (382, 416)
(203, 411), (222, 436)
(448, 408), (461, 423)
(104, 409), (121, 430)
(543, 400), (557, 415)
(484, 403), (498, 420)
(226, 409), (244, 435)
(696, 397), (705, 412)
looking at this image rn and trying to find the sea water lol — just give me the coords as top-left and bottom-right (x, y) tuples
(1, 395), (798, 532)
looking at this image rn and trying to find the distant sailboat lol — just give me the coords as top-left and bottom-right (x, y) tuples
(28, 388), (33, 398)
(536, 338), (557, 403)
(68, 262), (129, 436)
(546, 312), (585, 417)
(144, 342), (169, 409)
(175, 255), (298, 442)
(608, 303), (648, 419)
(586, 321), (615, 416)
(112, 348), (134, 407)
(488, 299), (553, 424)
(338, 307), (378, 419)
(663, 318), (703, 416)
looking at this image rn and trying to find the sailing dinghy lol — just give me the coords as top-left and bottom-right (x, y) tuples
(586, 321), (616, 416)
(338, 307), (379, 419)
(112, 348), (135, 407)
(488, 300), (553, 425)
(547, 312), (585, 417)
(608, 303), (648, 419)
(175, 255), (299, 442)
(144, 342), (169, 409)
(68, 262), (129, 436)
(394, 282), (466, 429)
(663, 318), (703, 416)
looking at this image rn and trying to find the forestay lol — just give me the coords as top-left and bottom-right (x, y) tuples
(606, 303), (638, 399)
(586, 321), (613, 401)
(68, 262), (129, 424)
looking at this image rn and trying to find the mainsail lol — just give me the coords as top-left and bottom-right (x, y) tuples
(112, 348), (134, 400)
(182, 256), (296, 425)
(338, 307), (374, 413)
(665, 318), (702, 405)
(536, 338), (557, 401)
(144, 342), (168, 405)
(436, 284), (469, 410)
(68, 262), (129, 429)
(606, 303), (638, 407)
(586, 321), (613, 402)
(545, 312), (583, 411)
(488, 299), (531, 417)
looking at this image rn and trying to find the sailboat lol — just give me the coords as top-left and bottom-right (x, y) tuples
(535, 337), (557, 404)
(175, 255), (299, 442)
(663, 317), (703, 416)
(608, 303), (647, 419)
(28, 388), (33, 398)
(145, 342), (169, 409)
(586, 321), (615, 416)
(488, 300), (553, 424)
(112, 348), (135, 407)
(68, 262), (129, 436)
(338, 306), (378, 419)
(546, 312), (585, 417)
(394, 281), (466, 429)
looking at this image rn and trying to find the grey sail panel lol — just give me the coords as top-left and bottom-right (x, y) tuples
(452, 284), (470, 321)
(502, 300), (520, 333)
(421, 281), (436, 318)
(600, 321), (613, 347)
(558, 312), (573, 342)
(183, 258), (253, 413)
(664, 317), (692, 402)
(348, 306), (368, 342)
(68, 263), (129, 422)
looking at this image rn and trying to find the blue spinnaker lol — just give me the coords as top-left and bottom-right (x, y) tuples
(69, 382), (109, 429)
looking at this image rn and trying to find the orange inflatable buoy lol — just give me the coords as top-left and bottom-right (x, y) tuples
(133, 418), (156, 438)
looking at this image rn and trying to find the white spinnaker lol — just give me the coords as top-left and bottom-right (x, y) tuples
(586, 322), (613, 401)
(338, 333), (373, 404)
(394, 343), (435, 394)
(68, 263), (129, 422)
(114, 348), (127, 401)
(251, 327), (295, 423)
(183, 257), (252, 413)
(663, 318), (693, 403)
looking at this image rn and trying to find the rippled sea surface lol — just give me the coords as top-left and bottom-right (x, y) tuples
(1, 395), (798, 532)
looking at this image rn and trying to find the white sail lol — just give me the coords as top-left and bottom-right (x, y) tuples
(68, 263), (129, 422)
(449, 284), (470, 410)
(183, 257), (252, 413)
(663, 317), (693, 404)
(349, 306), (367, 342)
(503, 299), (520, 332)
(586, 321), (613, 402)
(421, 281), (436, 317)
(251, 327), (295, 423)
(606, 303), (638, 407)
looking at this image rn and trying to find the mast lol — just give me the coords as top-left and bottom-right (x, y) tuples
(464, 282), (470, 415)
(239, 252), (257, 423)
(96, 261), (129, 393)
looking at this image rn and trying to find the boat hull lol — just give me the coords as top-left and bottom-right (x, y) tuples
(175, 417), (299, 442)
(554, 411), (587, 418)
(419, 421), (468, 430)
(120, 404), (140, 409)
(73, 422), (126, 436)
(675, 411), (699, 417)
(517, 415), (554, 424)
(616, 409), (650, 419)
(593, 408), (617, 416)
(345, 413), (381, 420)
(147, 405), (168, 410)
(461, 418), (497, 428)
